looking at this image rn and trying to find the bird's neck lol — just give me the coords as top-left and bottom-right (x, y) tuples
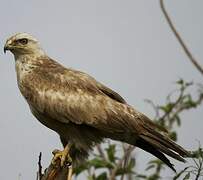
(15, 53), (46, 83)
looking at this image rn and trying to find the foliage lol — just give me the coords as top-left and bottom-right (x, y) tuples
(74, 80), (203, 180)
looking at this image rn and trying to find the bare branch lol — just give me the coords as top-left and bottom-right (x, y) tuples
(36, 154), (70, 180)
(109, 145), (135, 180)
(160, 0), (203, 75)
(37, 152), (43, 180)
(121, 145), (134, 180)
(159, 85), (184, 122)
(96, 144), (107, 162)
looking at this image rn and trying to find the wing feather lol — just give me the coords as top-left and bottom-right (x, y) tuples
(24, 58), (140, 135)
(25, 58), (163, 135)
(96, 82), (126, 103)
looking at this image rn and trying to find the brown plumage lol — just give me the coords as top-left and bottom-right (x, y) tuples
(4, 33), (191, 172)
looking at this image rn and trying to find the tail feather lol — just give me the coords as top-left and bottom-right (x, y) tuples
(139, 120), (190, 155)
(140, 134), (186, 162)
(134, 126), (191, 172)
(136, 137), (176, 172)
(143, 128), (190, 157)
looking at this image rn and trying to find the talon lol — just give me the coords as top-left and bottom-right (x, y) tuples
(66, 156), (72, 167)
(51, 144), (72, 167)
(52, 149), (60, 155)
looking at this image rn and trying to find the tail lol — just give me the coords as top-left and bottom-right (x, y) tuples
(135, 128), (191, 172)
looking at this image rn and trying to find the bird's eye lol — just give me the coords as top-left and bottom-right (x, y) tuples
(18, 38), (28, 45)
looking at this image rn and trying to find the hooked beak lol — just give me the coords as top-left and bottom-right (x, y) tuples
(4, 45), (8, 54)
(4, 40), (12, 54)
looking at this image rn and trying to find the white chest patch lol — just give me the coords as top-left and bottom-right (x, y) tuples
(15, 57), (36, 83)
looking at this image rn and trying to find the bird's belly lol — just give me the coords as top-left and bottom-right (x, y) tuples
(30, 105), (66, 133)
(30, 105), (103, 147)
(29, 105), (104, 165)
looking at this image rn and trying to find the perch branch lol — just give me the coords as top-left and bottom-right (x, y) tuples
(36, 153), (70, 180)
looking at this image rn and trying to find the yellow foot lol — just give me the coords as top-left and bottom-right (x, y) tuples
(67, 165), (73, 180)
(51, 147), (72, 167)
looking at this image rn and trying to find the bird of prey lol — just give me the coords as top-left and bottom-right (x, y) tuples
(4, 33), (190, 173)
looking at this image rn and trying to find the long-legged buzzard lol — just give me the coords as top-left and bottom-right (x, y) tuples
(4, 33), (190, 173)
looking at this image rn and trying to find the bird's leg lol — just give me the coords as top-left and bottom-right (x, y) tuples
(52, 143), (72, 167)
(67, 165), (73, 180)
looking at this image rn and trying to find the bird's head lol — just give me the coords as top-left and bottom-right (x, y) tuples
(4, 33), (45, 57)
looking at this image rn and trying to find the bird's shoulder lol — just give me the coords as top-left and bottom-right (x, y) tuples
(29, 56), (126, 103)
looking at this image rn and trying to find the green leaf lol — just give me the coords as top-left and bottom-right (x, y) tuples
(185, 82), (193, 87)
(74, 163), (89, 176)
(145, 164), (155, 171)
(169, 131), (177, 141)
(173, 167), (189, 180)
(136, 174), (147, 179)
(176, 79), (184, 85)
(174, 115), (181, 126)
(115, 158), (136, 176)
(88, 158), (114, 169)
(115, 167), (134, 176)
(148, 159), (162, 165)
(183, 172), (190, 180)
(190, 147), (203, 158)
(96, 172), (107, 180)
(148, 174), (160, 180)
(87, 177), (94, 180)
(127, 158), (136, 170)
(185, 99), (197, 108)
(106, 144), (116, 162)
(160, 103), (174, 113)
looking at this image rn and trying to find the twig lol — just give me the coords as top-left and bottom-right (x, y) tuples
(160, 0), (203, 75)
(109, 145), (134, 180)
(120, 145), (135, 180)
(96, 144), (107, 161)
(38, 152), (43, 180)
(195, 147), (203, 180)
(144, 99), (160, 120)
(195, 160), (202, 180)
(170, 91), (203, 123)
(159, 86), (184, 122)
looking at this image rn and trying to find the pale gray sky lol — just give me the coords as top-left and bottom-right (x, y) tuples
(0, 0), (202, 179)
